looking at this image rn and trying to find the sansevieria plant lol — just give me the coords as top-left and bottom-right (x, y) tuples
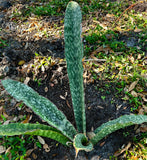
(1, 1), (147, 157)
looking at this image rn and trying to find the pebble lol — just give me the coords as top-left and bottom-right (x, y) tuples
(0, 0), (12, 10)
(0, 14), (4, 24)
(0, 56), (10, 76)
(126, 37), (136, 47)
(0, 65), (10, 76)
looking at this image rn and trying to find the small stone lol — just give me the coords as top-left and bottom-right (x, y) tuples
(0, 145), (6, 154)
(0, 65), (10, 76)
(0, 14), (4, 24)
(0, 0), (12, 10)
(91, 156), (100, 160)
(126, 37), (136, 47)
(2, 56), (10, 65)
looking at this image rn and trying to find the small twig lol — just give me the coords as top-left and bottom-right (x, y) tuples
(113, 1), (144, 26)
(114, 142), (132, 157)
(59, 59), (107, 64)
(84, 59), (106, 62)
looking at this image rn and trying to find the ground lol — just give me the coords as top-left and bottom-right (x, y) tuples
(0, 0), (147, 160)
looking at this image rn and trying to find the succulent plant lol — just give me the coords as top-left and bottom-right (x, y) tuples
(1, 1), (147, 157)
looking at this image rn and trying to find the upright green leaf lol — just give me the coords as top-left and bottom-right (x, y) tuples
(64, 1), (86, 133)
(0, 123), (70, 145)
(90, 115), (147, 145)
(1, 79), (77, 140)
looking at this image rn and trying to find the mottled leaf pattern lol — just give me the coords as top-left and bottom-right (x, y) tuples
(91, 115), (147, 145)
(1, 79), (77, 140)
(64, 1), (86, 133)
(0, 123), (70, 145)
(1, 1), (147, 155)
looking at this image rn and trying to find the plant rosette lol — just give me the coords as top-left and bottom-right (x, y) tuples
(0, 1), (147, 157)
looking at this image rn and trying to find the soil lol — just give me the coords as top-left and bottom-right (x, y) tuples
(0, 0), (146, 160)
